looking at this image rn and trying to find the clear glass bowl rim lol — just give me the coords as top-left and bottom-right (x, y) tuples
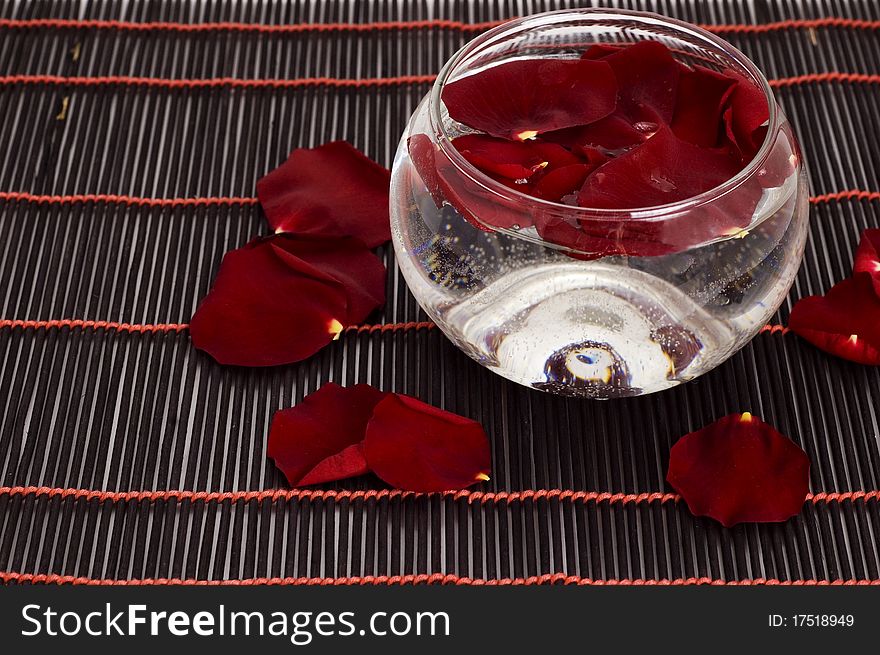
(427, 7), (781, 224)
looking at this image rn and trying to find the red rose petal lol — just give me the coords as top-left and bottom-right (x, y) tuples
(256, 141), (391, 248)
(441, 58), (617, 140)
(853, 229), (880, 296)
(666, 412), (810, 527)
(363, 394), (491, 492)
(581, 43), (621, 60)
(578, 125), (742, 209)
(408, 133), (536, 231)
(671, 65), (737, 147)
(721, 71), (769, 160)
(451, 135), (581, 181)
(268, 383), (387, 486)
(584, 40), (681, 124)
(543, 113), (648, 155)
(270, 234), (386, 324)
(190, 236), (352, 366)
(534, 164), (596, 203)
(788, 273), (880, 365)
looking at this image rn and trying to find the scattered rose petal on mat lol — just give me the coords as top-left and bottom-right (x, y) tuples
(364, 393), (492, 492)
(671, 65), (736, 147)
(256, 141), (391, 247)
(584, 40), (681, 123)
(853, 228), (880, 296)
(788, 273), (880, 365)
(268, 383), (387, 486)
(441, 58), (617, 140)
(271, 234), (386, 324)
(190, 236), (351, 366)
(578, 125), (742, 209)
(666, 412), (810, 527)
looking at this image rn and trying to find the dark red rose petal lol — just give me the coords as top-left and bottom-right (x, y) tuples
(543, 113), (648, 155)
(584, 40), (681, 124)
(853, 228), (880, 296)
(534, 164), (596, 203)
(363, 394), (491, 492)
(256, 141), (391, 248)
(268, 383), (387, 486)
(578, 125), (742, 209)
(581, 43), (621, 60)
(533, 150), (607, 203)
(788, 273), (880, 365)
(408, 133), (536, 231)
(451, 135), (581, 182)
(271, 234), (386, 324)
(190, 237), (350, 366)
(721, 71), (769, 160)
(671, 64), (737, 147)
(666, 412), (810, 527)
(441, 58), (617, 140)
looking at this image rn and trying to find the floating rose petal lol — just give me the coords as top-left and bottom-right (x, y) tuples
(441, 58), (617, 140)
(788, 273), (880, 365)
(364, 393), (491, 492)
(190, 237), (351, 366)
(268, 383), (387, 486)
(721, 71), (769, 160)
(853, 229), (880, 296)
(408, 133), (536, 231)
(535, 164), (597, 203)
(666, 412), (810, 527)
(543, 113), (647, 155)
(271, 234), (386, 324)
(671, 65), (736, 147)
(451, 135), (582, 181)
(584, 40), (681, 123)
(578, 125), (742, 209)
(533, 148), (607, 203)
(256, 141), (391, 247)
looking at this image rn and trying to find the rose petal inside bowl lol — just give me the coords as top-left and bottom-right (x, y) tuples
(441, 57), (618, 140)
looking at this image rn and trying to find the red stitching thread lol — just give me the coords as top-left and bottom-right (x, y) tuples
(810, 190), (880, 204)
(0, 74), (437, 89)
(0, 319), (438, 335)
(0, 571), (877, 586)
(2, 319), (796, 337)
(0, 16), (878, 36)
(768, 72), (880, 88)
(759, 324), (791, 335)
(0, 319), (189, 333)
(2, 189), (876, 211)
(0, 17), (509, 34)
(0, 191), (257, 207)
(0, 71), (876, 91)
(0, 485), (875, 507)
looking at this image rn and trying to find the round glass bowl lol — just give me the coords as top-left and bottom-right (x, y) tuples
(390, 9), (809, 399)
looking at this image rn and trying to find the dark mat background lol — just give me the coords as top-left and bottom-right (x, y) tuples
(0, 0), (879, 583)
